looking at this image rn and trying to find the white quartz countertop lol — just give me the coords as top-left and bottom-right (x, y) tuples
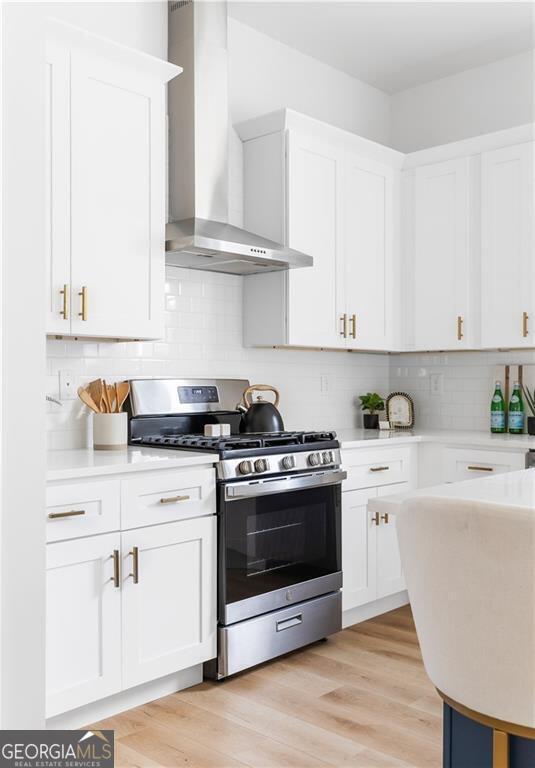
(46, 447), (216, 482)
(338, 428), (535, 451)
(369, 467), (535, 515)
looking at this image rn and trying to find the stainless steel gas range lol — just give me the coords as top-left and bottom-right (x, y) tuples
(128, 378), (345, 679)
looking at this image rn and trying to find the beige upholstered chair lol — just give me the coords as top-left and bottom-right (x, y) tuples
(397, 496), (535, 729)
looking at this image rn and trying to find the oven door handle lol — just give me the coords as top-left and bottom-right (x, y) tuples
(224, 469), (347, 500)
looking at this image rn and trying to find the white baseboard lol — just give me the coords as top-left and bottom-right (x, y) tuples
(46, 664), (202, 730)
(342, 591), (409, 628)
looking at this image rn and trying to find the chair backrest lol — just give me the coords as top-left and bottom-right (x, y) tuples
(397, 495), (535, 727)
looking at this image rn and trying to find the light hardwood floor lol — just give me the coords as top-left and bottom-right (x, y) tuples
(91, 606), (442, 768)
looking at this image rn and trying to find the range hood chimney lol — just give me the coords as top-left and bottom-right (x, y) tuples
(166, 1), (313, 275)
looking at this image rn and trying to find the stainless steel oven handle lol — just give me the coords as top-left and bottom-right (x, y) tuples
(224, 469), (347, 500)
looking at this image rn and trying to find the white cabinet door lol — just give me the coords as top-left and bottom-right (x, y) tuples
(286, 132), (344, 348)
(343, 154), (394, 349)
(122, 516), (216, 689)
(341, 488), (377, 611)
(481, 142), (534, 348)
(69, 48), (166, 339)
(45, 40), (71, 335)
(413, 158), (471, 350)
(376, 483), (408, 599)
(46, 533), (122, 717)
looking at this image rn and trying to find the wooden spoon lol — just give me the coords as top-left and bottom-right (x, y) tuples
(88, 379), (107, 413)
(115, 381), (130, 413)
(107, 384), (116, 413)
(77, 387), (100, 414)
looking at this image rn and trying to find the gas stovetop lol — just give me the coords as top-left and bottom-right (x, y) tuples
(135, 430), (338, 454)
(127, 378), (341, 480)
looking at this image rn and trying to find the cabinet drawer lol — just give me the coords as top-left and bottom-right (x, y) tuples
(342, 447), (411, 491)
(121, 468), (216, 529)
(443, 448), (526, 483)
(46, 480), (120, 542)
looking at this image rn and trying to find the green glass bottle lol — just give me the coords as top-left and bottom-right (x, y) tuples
(490, 381), (506, 433)
(508, 381), (525, 434)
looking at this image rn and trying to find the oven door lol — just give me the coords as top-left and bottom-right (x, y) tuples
(219, 469), (344, 625)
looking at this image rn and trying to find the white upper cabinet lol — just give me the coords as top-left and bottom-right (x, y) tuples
(481, 142), (534, 348)
(240, 110), (402, 352)
(45, 22), (180, 339)
(410, 158), (472, 350)
(285, 133), (343, 348)
(342, 154), (395, 349)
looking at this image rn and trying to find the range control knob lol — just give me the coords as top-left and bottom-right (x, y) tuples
(322, 451), (333, 464)
(281, 455), (295, 471)
(308, 452), (321, 467)
(255, 458), (269, 473)
(238, 460), (253, 475)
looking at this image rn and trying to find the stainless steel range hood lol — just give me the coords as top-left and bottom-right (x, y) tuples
(166, 1), (313, 275)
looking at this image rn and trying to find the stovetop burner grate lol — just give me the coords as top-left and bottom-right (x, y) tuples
(137, 430), (337, 453)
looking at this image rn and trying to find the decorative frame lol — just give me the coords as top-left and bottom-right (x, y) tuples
(386, 392), (415, 429)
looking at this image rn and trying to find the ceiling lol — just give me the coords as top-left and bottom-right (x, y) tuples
(228, 2), (535, 93)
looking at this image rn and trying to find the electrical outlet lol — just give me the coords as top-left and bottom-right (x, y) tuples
(320, 375), (329, 393)
(430, 373), (444, 396)
(59, 370), (77, 400)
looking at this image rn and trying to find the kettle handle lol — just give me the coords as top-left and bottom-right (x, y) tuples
(243, 384), (280, 408)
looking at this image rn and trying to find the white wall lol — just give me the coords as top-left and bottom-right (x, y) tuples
(391, 50), (534, 152)
(2, 0), (48, 729)
(228, 18), (391, 146)
(44, 1), (167, 57)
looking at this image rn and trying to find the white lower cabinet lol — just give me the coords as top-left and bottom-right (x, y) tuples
(45, 469), (217, 719)
(442, 447), (526, 483)
(376, 483), (408, 598)
(121, 517), (216, 689)
(342, 467), (412, 614)
(46, 533), (122, 717)
(341, 488), (377, 610)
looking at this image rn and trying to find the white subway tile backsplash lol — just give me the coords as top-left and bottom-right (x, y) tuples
(48, 266), (531, 447)
(46, 268), (391, 449)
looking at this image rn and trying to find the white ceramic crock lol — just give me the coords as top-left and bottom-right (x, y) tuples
(93, 412), (128, 451)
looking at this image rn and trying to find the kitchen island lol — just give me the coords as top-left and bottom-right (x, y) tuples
(368, 465), (535, 516)
(369, 468), (535, 768)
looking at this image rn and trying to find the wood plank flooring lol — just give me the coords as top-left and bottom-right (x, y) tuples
(90, 606), (442, 768)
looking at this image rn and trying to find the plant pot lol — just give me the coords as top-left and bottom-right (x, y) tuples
(363, 413), (379, 430)
(528, 417), (535, 436)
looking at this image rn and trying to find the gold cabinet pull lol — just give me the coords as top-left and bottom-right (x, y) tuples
(370, 466), (390, 472)
(159, 494), (190, 505)
(339, 314), (348, 338)
(129, 546), (139, 584)
(523, 311), (529, 338)
(467, 465), (494, 472)
(349, 314), (357, 339)
(78, 286), (88, 321)
(60, 284), (69, 319)
(110, 549), (120, 588)
(48, 509), (85, 520)
(380, 513), (390, 524)
(457, 315), (464, 341)
(371, 511), (380, 525)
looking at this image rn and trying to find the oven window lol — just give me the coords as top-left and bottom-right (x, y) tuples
(223, 484), (341, 605)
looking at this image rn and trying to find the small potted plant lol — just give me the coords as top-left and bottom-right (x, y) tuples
(359, 392), (385, 430)
(523, 385), (535, 435)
